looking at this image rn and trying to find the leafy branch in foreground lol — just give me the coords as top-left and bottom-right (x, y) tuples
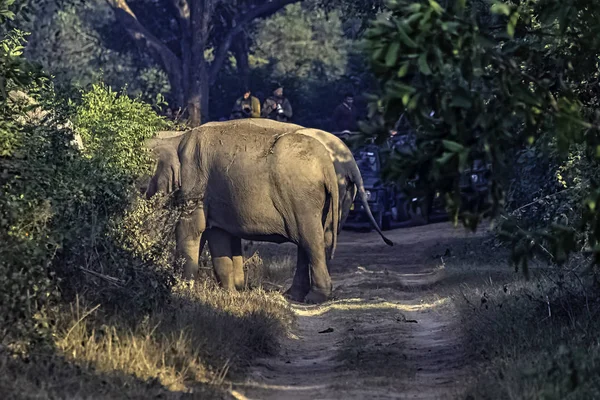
(362, 0), (600, 273)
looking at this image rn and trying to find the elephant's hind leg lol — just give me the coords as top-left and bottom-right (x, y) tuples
(206, 228), (242, 291)
(299, 222), (333, 304)
(285, 248), (311, 302)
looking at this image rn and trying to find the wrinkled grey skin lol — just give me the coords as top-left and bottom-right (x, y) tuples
(146, 120), (339, 303)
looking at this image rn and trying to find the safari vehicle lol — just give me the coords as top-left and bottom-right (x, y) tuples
(341, 142), (444, 230)
(334, 130), (491, 230)
(344, 144), (392, 230)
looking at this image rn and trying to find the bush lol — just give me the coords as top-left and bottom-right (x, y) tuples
(1, 26), (63, 347)
(497, 140), (600, 267)
(1, 58), (171, 346)
(53, 83), (174, 314)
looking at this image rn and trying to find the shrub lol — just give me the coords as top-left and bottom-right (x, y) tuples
(51, 83), (174, 314)
(0, 25), (63, 347)
(1, 55), (171, 346)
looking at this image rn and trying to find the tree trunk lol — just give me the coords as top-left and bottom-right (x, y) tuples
(232, 33), (250, 87)
(187, 61), (209, 127)
(107, 0), (304, 125)
(186, 0), (213, 126)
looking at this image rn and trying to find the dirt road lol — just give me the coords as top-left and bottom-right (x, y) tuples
(232, 222), (488, 400)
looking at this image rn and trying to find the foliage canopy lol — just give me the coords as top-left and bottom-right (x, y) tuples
(362, 0), (600, 272)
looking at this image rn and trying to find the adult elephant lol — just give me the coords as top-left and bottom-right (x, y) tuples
(228, 119), (393, 253)
(145, 120), (394, 303)
(146, 120), (339, 303)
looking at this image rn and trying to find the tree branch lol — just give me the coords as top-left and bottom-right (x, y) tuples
(209, 0), (303, 84)
(171, 0), (191, 23)
(171, 0), (191, 36)
(105, 0), (183, 88)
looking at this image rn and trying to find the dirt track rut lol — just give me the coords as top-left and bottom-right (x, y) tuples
(232, 222), (483, 400)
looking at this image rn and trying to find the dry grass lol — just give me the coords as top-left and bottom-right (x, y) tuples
(445, 246), (600, 400)
(243, 241), (296, 291)
(1, 256), (295, 400)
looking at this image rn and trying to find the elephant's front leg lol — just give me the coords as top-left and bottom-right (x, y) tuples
(205, 228), (244, 291)
(231, 235), (246, 290)
(176, 207), (206, 279)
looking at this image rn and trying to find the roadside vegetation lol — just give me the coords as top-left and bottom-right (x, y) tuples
(5, 0), (600, 398)
(0, 2), (294, 397)
(443, 244), (600, 399)
(362, 0), (600, 398)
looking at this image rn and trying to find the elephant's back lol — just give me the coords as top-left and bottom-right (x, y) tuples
(269, 133), (333, 185)
(181, 120), (298, 154)
(177, 120), (334, 182)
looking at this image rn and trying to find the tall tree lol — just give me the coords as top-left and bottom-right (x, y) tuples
(105, 0), (302, 126)
(252, 3), (349, 81)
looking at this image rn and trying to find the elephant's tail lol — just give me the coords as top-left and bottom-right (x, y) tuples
(349, 160), (394, 247)
(324, 161), (339, 260)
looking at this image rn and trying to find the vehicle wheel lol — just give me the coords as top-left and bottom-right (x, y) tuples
(375, 211), (384, 230)
(395, 198), (411, 222)
(407, 201), (427, 225)
(382, 214), (391, 231)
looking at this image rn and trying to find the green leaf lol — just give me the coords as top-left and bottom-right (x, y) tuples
(429, 0), (444, 15)
(418, 53), (432, 75)
(436, 151), (454, 166)
(404, 12), (424, 26)
(385, 42), (401, 67)
(491, 2), (511, 16)
(396, 23), (419, 48)
(397, 62), (410, 78)
(507, 12), (519, 38)
(405, 3), (423, 13)
(442, 140), (465, 153)
(372, 45), (386, 61)
(388, 81), (417, 95)
(407, 93), (420, 111)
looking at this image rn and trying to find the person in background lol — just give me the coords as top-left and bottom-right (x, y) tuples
(261, 84), (292, 122)
(332, 93), (358, 132)
(230, 87), (261, 119)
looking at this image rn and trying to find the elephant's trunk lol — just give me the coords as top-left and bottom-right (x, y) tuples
(144, 132), (186, 198)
